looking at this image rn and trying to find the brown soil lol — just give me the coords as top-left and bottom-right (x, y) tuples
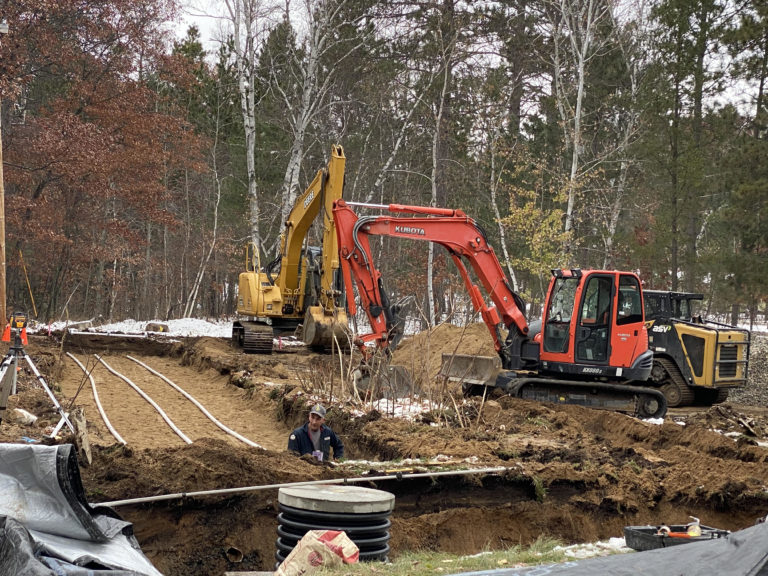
(1, 327), (768, 576)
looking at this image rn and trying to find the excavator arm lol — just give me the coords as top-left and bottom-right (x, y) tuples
(333, 199), (530, 366)
(275, 144), (345, 300)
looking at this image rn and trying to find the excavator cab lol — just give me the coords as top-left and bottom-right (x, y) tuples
(540, 270), (652, 382)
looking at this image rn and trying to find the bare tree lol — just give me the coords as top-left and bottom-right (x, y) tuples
(426, 52), (455, 326)
(599, 6), (649, 268)
(541, 0), (613, 250)
(271, 0), (369, 224)
(183, 89), (226, 318)
(486, 126), (521, 292)
(222, 0), (280, 254)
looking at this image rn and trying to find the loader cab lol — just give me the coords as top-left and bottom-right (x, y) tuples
(540, 270), (651, 381)
(644, 290), (704, 323)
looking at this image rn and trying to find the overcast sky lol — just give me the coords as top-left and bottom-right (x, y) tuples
(176, 1), (224, 52)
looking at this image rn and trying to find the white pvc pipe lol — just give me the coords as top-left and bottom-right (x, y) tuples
(22, 353), (75, 434)
(126, 355), (263, 450)
(94, 467), (508, 507)
(95, 355), (192, 445)
(68, 330), (154, 339)
(67, 353), (126, 445)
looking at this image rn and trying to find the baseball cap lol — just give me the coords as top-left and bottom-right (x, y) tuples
(310, 404), (326, 418)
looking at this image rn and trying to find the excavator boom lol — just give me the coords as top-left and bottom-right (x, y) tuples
(334, 200), (528, 363)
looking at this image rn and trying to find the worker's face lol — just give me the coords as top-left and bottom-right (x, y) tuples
(308, 413), (324, 432)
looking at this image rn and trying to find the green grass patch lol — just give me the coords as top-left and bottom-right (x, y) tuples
(532, 475), (548, 502)
(318, 537), (566, 575)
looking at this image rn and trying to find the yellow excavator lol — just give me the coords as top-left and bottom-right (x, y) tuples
(232, 145), (349, 353)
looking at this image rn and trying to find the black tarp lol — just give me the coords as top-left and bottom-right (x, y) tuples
(451, 520), (768, 576)
(0, 443), (162, 576)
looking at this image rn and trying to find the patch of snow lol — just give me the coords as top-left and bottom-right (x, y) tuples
(463, 551), (492, 559)
(554, 537), (632, 559)
(30, 318), (233, 338)
(364, 396), (442, 420)
(643, 417), (665, 425)
(28, 318), (307, 348)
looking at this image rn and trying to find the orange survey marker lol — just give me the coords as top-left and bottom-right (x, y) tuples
(2, 312), (28, 345)
(0, 310), (73, 436)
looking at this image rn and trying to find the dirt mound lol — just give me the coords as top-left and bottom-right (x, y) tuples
(80, 438), (329, 503)
(391, 322), (496, 382)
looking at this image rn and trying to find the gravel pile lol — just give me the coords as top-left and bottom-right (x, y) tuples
(729, 333), (768, 406)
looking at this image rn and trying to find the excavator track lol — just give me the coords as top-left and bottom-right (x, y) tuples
(652, 357), (694, 407)
(233, 321), (274, 354)
(504, 377), (668, 419)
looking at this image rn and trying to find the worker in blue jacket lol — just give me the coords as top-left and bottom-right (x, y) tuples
(288, 404), (344, 462)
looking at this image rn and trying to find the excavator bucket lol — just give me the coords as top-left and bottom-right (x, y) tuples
(354, 363), (413, 400)
(301, 307), (350, 351)
(439, 353), (501, 387)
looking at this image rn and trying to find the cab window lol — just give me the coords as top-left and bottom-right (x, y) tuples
(644, 294), (663, 320)
(580, 276), (612, 326)
(617, 276), (643, 325)
(543, 277), (578, 353)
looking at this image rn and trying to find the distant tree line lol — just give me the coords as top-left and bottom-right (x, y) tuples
(0, 0), (765, 328)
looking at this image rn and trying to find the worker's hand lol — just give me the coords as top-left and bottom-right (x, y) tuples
(300, 453), (321, 466)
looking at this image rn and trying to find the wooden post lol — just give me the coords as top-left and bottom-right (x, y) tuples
(0, 355), (13, 426)
(0, 20), (8, 328)
(0, 98), (6, 328)
(72, 407), (92, 466)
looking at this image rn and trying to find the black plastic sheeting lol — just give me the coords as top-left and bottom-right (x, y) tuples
(449, 520), (768, 576)
(0, 516), (151, 576)
(0, 443), (161, 576)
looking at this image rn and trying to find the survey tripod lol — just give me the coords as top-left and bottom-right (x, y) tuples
(0, 312), (74, 436)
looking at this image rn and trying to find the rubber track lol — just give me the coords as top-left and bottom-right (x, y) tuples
(510, 377), (668, 419)
(656, 357), (695, 407)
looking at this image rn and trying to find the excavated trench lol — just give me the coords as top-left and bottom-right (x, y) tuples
(84, 454), (767, 576)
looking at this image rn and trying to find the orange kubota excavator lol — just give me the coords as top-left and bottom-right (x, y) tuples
(333, 199), (667, 419)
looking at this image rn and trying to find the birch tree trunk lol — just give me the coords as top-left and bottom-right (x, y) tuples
(427, 44), (454, 327)
(143, 221), (151, 318)
(277, 0), (367, 224)
(547, 0), (611, 252)
(183, 102), (224, 318)
(224, 0), (275, 254)
(364, 94), (423, 203)
(487, 131), (519, 292)
(600, 10), (646, 269)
